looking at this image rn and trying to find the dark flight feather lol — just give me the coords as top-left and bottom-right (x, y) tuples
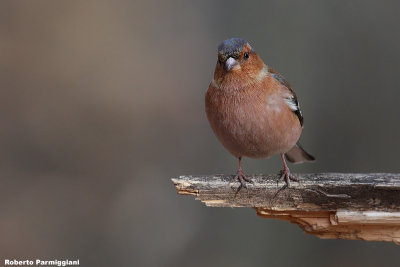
(268, 66), (304, 126)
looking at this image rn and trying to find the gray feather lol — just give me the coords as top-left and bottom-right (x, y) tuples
(285, 143), (315, 164)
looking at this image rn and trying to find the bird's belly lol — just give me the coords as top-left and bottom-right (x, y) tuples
(207, 97), (301, 159)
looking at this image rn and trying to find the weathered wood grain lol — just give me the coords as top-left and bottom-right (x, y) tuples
(172, 173), (400, 244)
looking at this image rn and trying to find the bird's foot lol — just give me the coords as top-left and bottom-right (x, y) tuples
(233, 169), (253, 192)
(277, 167), (297, 188)
(273, 168), (297, 199)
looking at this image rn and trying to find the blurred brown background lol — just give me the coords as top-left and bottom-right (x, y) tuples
(1, 1), (400, 266)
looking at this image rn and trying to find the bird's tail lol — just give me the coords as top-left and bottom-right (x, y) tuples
(285, 143), (315, 164)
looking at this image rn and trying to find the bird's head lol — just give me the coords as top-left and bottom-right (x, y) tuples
(214, 38), (264, 85)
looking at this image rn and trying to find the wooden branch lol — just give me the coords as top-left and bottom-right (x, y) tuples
(172, 173), (400, 244)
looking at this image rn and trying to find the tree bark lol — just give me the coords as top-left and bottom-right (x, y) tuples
(172, 173), (400, 244)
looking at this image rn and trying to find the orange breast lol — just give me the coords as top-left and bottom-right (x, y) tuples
(205, 76), (302, 159)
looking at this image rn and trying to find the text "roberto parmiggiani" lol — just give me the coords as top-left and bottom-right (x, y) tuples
(4, 259), (79, 266)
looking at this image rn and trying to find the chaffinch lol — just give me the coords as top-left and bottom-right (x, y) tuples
(205, 38), (315, 191)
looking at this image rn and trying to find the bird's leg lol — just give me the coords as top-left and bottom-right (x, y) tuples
(278, 153), (298, 188)
(233, 157), (253, 191)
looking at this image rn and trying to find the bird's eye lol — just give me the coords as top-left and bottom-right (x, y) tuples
(244, 52), (249, 59)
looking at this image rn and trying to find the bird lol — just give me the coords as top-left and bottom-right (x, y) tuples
(205, 38), (315, 191)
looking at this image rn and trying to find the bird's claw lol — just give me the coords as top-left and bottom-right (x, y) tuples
(277, 168), (297, 188)
(233, 169), (253, 193)
(273, 168), (298, 199)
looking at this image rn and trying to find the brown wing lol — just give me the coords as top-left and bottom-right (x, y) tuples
(268, 66), (304, 126)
